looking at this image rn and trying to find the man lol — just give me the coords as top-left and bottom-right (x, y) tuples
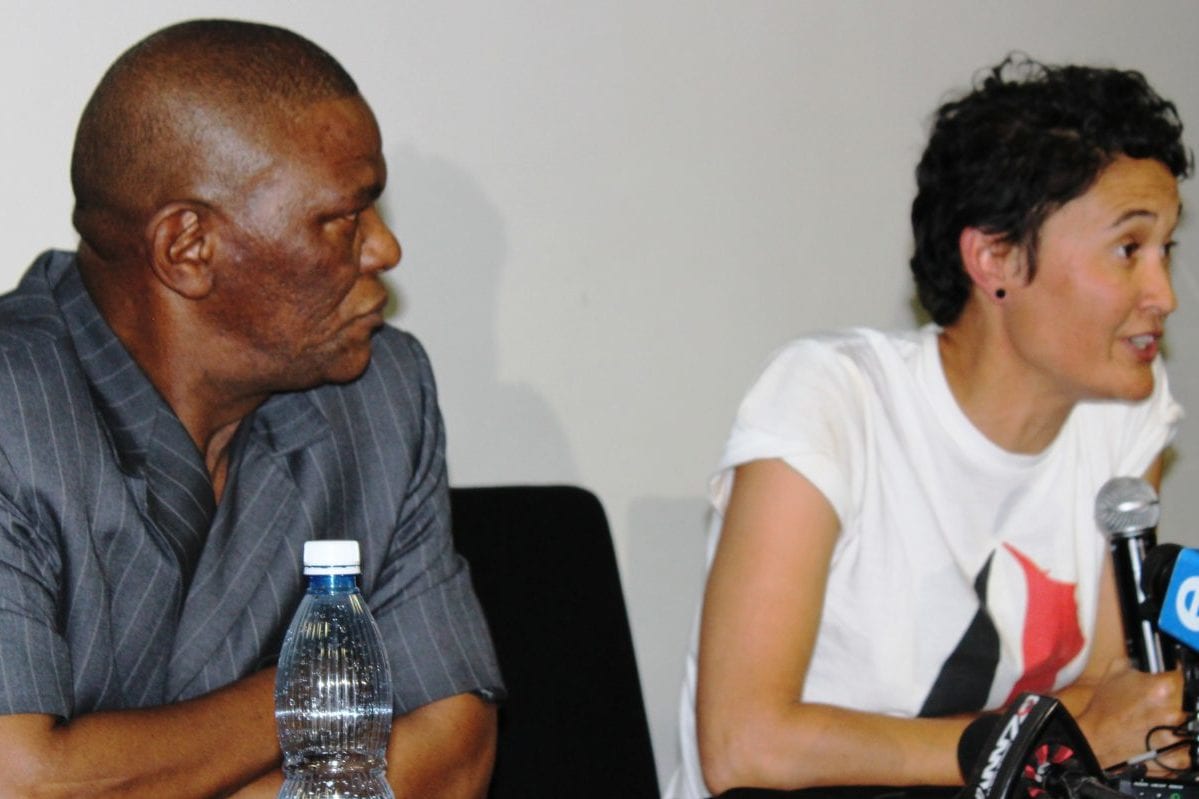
(0, 19), (501, 798)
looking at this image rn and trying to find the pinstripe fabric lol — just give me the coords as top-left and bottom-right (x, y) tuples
(0, 250), (502, 718)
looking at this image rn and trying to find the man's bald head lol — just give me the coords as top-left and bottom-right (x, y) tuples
(71, 19), (361, 256)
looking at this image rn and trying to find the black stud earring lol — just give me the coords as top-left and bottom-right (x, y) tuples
(995, 288), (1006, 299)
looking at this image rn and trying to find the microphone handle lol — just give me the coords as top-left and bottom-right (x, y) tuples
(1109, 529), (1175, 673)
(1064, 775), (1129, 799)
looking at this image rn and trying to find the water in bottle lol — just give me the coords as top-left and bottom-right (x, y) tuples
(276, 539), (394, 799)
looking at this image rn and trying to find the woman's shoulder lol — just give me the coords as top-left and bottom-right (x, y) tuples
(724, 329), (925, 457)
(749, 326), (929, 397)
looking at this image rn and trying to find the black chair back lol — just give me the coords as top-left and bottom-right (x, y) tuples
(450, 485), (660, 798)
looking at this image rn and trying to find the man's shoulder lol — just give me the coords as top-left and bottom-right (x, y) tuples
(297, 325), (438, 427)
(370, 324), (429, 364)
(0, 250), (72, 355)
(359, 325), (436, 389)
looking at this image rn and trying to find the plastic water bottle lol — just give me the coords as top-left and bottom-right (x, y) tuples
(275, 540), (394, 799)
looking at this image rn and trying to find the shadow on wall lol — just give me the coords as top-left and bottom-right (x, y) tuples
(382, 143), (579, 486)
(625, 494), (711, 788)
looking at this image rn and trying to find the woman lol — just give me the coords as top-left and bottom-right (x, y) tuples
(668, 57), (1192, 798)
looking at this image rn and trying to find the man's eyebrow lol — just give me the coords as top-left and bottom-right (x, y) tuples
(331, 182), (382, 210)
(356, 181), (385, 205)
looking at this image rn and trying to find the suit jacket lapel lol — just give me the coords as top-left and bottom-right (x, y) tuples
(167, 393), (330, 700)
(56, 265), (211, 587)
(142, 408), (215, 586)
(54, 264), (334, 701)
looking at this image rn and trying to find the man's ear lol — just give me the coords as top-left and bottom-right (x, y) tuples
(146, 202), (215, 300)
(958, 226), (1021, 301)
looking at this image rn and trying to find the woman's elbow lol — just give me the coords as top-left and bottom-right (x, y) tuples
(698, 711), (799, 795)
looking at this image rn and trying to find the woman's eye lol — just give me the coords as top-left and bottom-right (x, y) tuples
(1117, 242), (1140, 259)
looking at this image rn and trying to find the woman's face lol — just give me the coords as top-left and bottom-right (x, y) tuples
(1002, 155), (1180, 404)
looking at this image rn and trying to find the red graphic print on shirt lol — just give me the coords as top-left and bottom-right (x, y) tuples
(920, 544), (1084, 718)
(1002, 543), (1084, 704)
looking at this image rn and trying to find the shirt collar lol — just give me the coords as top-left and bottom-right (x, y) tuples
(50, 254), (331, 469)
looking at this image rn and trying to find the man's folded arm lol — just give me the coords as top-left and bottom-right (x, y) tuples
(384, 692), (497, 799)
(0, 668), (279, 799)
(228, 691), (498, 799)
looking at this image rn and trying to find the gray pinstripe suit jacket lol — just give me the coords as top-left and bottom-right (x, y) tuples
(0, 250), (502, 719)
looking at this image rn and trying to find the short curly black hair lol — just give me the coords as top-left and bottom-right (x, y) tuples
(910, 55), (1191, 326)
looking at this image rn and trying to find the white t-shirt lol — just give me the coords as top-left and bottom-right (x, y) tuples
(667, 326), (1182, 799)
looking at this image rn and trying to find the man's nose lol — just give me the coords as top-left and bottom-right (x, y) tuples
(360, 206), (401, 273)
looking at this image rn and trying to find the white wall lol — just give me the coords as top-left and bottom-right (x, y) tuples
(5, 0), (1199, 787)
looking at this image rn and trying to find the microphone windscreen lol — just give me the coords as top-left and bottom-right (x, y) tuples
(1095, 476), (1160, 536)
(957, 713), (1001, 781)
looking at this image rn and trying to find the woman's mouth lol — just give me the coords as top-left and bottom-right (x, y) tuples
(1130, 334), (1157, 350)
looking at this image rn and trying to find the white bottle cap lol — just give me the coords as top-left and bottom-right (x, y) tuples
(303, 539), (361, 575)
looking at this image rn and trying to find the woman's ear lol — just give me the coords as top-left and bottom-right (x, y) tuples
(959, 227), (1021, 303)
(145, 202), (215, 300)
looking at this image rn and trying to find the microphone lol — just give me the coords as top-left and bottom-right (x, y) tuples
(1095, 477), (1175, 673)
(957, 693), (1118, 799)
(1142, 543), (1199, 653)
(1141, 542), (1199, 748)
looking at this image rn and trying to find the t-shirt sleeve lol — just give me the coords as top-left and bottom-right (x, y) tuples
(1116, 356), (1183, 477)
(710, 338), (866, 528)
(1079, 356), (1183, 481)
